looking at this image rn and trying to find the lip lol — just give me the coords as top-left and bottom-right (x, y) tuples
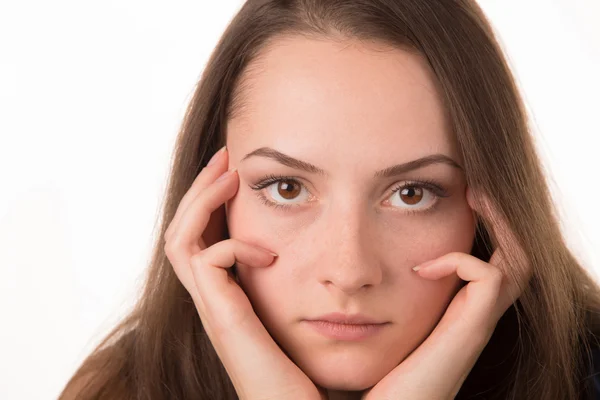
(304, 320), (389, 341)
(303, 313), (390, 341)
(307, 312), (388, 325)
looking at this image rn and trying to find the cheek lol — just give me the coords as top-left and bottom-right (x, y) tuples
(227, 186), (477, 273)
(226, 185), (307, 249)
(225, 193), (475, 385)
(431, 200), (477, 256)
(225, 189), (299, 309)
(382, 200), (476, 266)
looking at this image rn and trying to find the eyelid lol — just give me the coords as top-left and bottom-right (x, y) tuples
(249, 174), (314, 210)
(389, 179), (450, 200)
(249, 174), (314, 194)
(249, 174), (449, 212)
(385, 180), (448, 215)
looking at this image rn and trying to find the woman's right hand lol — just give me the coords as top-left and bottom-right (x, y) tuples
(163, 146), (327, 400)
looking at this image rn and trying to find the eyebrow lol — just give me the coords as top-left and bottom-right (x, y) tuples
(241, 147), (463, 178)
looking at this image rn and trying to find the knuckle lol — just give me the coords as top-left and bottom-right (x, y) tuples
(446, 252), (462, 265)
(189, 252), (206, 268)
(164, 235), (186, 257)
(197, 200), (213, 219)
(168, 235), (186, 251)
(213, 238), (233, 252)
(163, 241), (174, 257)
(490, 267), (504, 282)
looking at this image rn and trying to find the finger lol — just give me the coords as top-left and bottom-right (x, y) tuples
(190, 238), (276, 331)
(369, 255), (504, 399)
(466, 186), (525, 267)
(414, 252), (503, 318)
(188, 241), (321, 400)
(372, 306), (492, 400)
(415, 252), (500, 282)
(168, 168), (239, 252)
(466, 187), (531, 307)
(164, 146), (228, 242)
(164, 169), (240, 297)
(202, 203), (228, 249)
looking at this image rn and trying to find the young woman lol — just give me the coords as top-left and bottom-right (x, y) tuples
(59, 0), (600, 399)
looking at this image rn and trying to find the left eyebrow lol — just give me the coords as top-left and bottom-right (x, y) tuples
(241, 147), (463, 178)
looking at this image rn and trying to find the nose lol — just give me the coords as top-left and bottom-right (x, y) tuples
(317, 204), (383, 295)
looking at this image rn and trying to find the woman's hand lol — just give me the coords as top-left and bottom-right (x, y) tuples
(361, 186), (533, 400)
(164, 147), (327, 400)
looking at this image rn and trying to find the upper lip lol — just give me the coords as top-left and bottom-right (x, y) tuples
(307, 312), (388, 325)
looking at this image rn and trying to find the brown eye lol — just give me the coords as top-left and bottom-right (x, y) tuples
(250, 175), (312, 209)
(399, 186), (423, 205)
(258, 178), (310, 207)
(276, 180), (302, 200)
(388, 182), (441, 213)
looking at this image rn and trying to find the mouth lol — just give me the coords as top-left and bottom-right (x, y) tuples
(303, 312), (390, 341)
(303, 320), (390, 341)
(306, 312), (388, 325)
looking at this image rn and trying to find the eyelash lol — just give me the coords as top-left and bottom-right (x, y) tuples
(249, 174), (450, 215)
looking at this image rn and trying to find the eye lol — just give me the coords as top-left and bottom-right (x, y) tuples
(249, 174), (312, 210)
(249, 174), (450, 214)
(387, 180), (450, 214)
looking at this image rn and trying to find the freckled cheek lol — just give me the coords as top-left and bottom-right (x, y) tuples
(433, 203), (477, 253)
(227, 188), (475, 262)
(382, 209), (476, 265)
(225, 188), (305, 248)
(224, 191), (299, 324)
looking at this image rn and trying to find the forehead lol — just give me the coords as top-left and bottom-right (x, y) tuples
(227, 35), (459, 168)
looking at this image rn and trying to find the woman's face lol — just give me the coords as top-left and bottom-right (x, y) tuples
(224, 36), (476, 396)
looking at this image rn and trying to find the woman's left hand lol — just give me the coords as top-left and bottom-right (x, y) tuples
(361, 186), (533, 400)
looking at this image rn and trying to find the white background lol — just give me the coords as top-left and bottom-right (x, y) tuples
(1, 1), (599, 398)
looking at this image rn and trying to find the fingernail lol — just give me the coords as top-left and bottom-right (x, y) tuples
(413, 259), (435, 271)
(208, 146), (227, 167)
(258, 247), (278, 257)
(216, 167), (237, 182)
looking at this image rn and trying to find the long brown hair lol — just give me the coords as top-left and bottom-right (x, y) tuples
(59, 1), (600, 399)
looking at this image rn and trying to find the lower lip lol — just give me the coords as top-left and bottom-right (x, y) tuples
(304, 320), (389, 341)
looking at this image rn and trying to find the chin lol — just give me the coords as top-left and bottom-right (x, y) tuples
(305, 364), (382, 391)
(290, 348), (396, 391)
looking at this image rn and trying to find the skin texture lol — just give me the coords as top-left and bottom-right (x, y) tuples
(224, 36), (477, 399)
